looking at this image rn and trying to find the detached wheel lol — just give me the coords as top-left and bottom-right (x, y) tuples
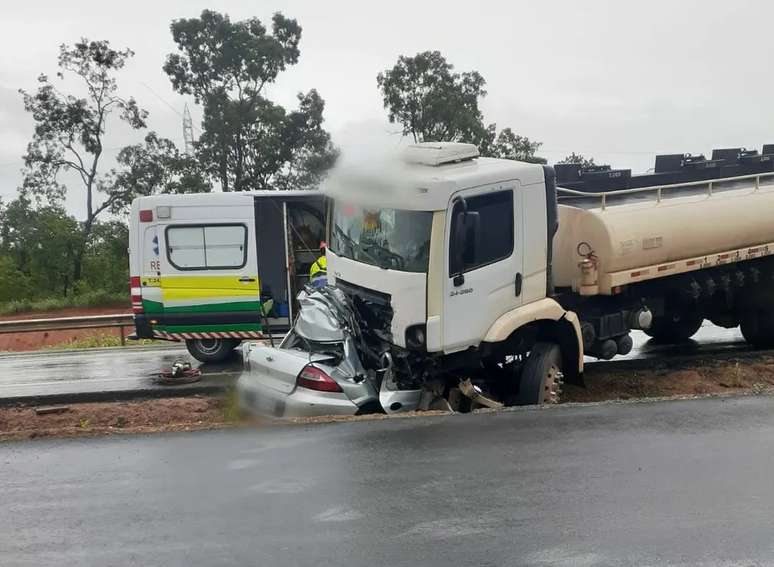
(644, 311), (703, 343)
(741, 311), (774, 348)
(517, 342), (563, 406)
(185, 338), (240, 363)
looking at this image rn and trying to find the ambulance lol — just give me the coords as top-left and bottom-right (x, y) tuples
(128, 191), (325, 361)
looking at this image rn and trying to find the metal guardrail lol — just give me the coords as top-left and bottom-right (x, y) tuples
(0, 314), (135, 345)
(557, 170), (774, 210)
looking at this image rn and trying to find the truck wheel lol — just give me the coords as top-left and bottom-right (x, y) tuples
(517, 342), (563, 406)
(185, 338), (240, 363)
(644, 311), (703, 343)
(741, 311), (774, 348)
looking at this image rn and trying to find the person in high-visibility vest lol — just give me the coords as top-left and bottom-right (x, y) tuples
(309, 241), (328, 289)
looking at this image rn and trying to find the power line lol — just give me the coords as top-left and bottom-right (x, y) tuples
(140, 81), (183, 117)
(139, 82), (201, 134)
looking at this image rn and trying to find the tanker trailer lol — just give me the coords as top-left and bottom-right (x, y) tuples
(553, 176), (774, 357)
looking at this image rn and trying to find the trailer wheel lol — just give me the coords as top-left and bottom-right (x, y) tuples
(741, 311), (774, 348)
(516, 342), (563, 406)
(185, 338), (240, 363)
(644, 311), (703, 343)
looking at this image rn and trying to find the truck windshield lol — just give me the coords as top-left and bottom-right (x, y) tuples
(330, 202), (432, 273)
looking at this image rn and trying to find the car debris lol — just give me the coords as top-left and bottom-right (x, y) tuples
(458, 379), (504, 410)
(35, 405), (71, 416)
(157, 360), (202, 385)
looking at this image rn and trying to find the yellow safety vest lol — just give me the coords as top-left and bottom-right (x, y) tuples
(310, 255), (327, 280)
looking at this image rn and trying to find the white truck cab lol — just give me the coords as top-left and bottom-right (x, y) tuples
(323, 143), (584, 404)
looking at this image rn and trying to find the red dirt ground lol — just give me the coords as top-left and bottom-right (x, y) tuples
(0, 305), (132, 352)
(0, 397), (234, 441)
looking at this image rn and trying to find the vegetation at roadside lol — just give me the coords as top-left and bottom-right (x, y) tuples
(42, 332), (163, 350)
(0, 290), (127, 316)
(0, 196), (132, 307)
(220, 387), (244, 423)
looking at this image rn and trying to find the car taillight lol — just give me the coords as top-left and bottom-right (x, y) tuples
(296, 365), (342, 393)
(130, 276), (143, 314)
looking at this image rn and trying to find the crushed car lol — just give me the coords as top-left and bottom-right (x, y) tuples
(237, 286), (435, 418)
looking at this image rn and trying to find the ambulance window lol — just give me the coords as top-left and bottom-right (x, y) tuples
(166, 224), (247, 270)
(167, 227), (206, 268)
(204, 225), (246, 267)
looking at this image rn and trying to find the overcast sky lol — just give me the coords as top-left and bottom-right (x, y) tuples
(2, 0), (774, 218)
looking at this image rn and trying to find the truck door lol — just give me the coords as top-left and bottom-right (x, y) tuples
(156, 203), (262, 343)
(443, 183), (523, 353)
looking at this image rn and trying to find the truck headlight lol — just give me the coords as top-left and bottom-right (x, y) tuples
(405, 324), (427, 350)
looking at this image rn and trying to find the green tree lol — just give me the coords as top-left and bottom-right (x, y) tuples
(80, 220), (129, 294)
(377, 50), (487, 143)
(377, 51), (545, 164)
(0, 195), (129, 301)
(0, 195), (81, 297)
(109, 132), (211, 211)
(0, 199), (33, 302)
(479, 125), (546, 164)
(0, 255), (33, 303)
(163, 10), (338, 191)
(557, 152), (596, 168)
(19, 39), (147, 280)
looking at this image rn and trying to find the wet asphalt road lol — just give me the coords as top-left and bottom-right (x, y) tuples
(0, 322), (748, 401)
(0, 344), (243, 401)
(4, 394), (774, 566)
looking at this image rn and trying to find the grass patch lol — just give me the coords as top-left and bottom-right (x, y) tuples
(0, 290), (127, 316)
(220, 387), (243, 423)
(44, 333), (164, 350)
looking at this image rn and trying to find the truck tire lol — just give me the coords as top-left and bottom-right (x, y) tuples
(643, 311), (703, 343)
(185, 338), (240, 363)
(516, 342), (563, 406)
(741, 311), (774, 348)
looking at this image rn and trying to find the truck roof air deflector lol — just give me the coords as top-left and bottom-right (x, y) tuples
(402, 142), (479, 166)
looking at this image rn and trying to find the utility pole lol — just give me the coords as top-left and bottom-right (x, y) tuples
(183, 104), (195, 155)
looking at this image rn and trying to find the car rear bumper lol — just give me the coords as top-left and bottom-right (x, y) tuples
(237, 373), (360, 419)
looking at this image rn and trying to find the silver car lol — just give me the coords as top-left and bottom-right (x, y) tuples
(238, 287), (421, 418)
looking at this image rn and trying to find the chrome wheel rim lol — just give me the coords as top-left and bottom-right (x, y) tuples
(196, 339), (221, 354)
(544, 365), (563, 404)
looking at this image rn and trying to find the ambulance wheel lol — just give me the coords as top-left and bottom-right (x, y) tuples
(516, 342), (563, 406)
(186, 338), (240, 363)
